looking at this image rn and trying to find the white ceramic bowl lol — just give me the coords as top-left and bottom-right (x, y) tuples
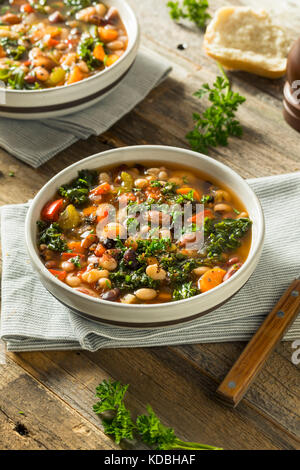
(0, 0), (139, 120)
(25, 145), (265, 327)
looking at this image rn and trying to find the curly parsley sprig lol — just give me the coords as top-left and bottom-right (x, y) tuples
(93, 380), (222, 450)
(167, 0), (211, 29)
(186, 64), (246, 154)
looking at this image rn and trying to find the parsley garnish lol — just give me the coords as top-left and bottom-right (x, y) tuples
(78, 36), (104, 70)
(93, 380), (221, 450)
(167, 0), (211, 29)
(70, 255), (81, 268)
(186, 64), (246, 154)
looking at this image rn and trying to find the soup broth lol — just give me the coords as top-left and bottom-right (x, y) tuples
(0, 1), (127, 89)
(37, 162), (252, 304)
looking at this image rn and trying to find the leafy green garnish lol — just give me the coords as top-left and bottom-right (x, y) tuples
(78, 36), (104, 70)
(93, 381), (135, 444)
(59, 169), (97, 206)
(93, 380), (222, 450)
(70, 255), (81, 268)
(109, 269), (159, 291)
(64, 0), (93, 14)
(186, 65), (246, 154)
(173, 281), (198, 300)
(136, 238), (171, 257)
(167, 0), (211, 29)
(37, 222), (69, 252)
(205, 217), (251, 259)
(0, 38), (25, 60)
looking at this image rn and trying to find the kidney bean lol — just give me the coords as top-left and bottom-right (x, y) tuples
(123, 249), (138, 269)
(223, 263), (243, 281)
(227, 257), (239, 266)
(49, 11), (65, 23)
(45, 260), (57, 269)
(102, 288), (120, 301)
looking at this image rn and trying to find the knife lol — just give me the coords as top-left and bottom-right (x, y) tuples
(216, 277), (300, 407)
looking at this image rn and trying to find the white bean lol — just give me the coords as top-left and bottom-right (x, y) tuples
(146, 264), (166, 281)
(82, 269), (109, 283)
(158, 171), (168, 180)
(66, 273), (81, 287)
(98, 278), (112, 290)
(99, 255), (117, 271)
(193, 266), (210, 277)
(99, 172), (111, 183)
(102, 222), (126, 240)
(61, 261), (75, 272)
(135, 288), (157, 301)
(120, 294), (137, 304)
(134, 178), (148, 189)
(106, 40), (124, 50)
(215, 189), (231, 202)
(214, 203), (232, 213)
(147, 168), (160, 177)
(238, 211), (249, 218)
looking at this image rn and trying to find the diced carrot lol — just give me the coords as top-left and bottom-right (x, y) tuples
(23, 60), (31, 66)
(47, 38), (59, 47)
(82, 206), (98, 217)
(105, 54), (119, 67)
(93, 43), (105, 61)
(21, 3), (34, 13)
(90, 182), (111, 195)
(177, 187), (201, 201)
(98, 27), (118, 42)
(67, 66), (83, 85)
(200, 268), (226, 293)
(41, 198), (64, 222)
(188, 209), (213, 224)
(0, 45), (5, 58)
(48, 269), (67, 281)
(67, 241), (86, 254)
(94, 243), (106, 257)
(81, 233), (98, 249)
(61, 252), (85, 261)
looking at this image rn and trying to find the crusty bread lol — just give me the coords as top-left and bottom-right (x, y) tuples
(204, 6), (290, 79)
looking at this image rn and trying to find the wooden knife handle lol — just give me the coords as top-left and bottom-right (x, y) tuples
(217, 278), (300, 407)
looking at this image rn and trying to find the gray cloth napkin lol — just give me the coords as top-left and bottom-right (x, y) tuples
(1, 171), (300, 352)
(0, 49), (171, 167)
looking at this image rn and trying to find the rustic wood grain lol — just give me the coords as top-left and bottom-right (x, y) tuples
(0, 0), (300, 450)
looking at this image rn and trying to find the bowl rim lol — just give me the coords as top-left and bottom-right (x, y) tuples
(1, 0), (139, 95)
(25, 145), (265, 310)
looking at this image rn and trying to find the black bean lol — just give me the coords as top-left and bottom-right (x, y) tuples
(102, 238), (116, 249)
(123, 249), (138, 269)
(102, 288), (120, 301)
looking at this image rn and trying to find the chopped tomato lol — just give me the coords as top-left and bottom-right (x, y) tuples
(90, 182), (111, 196)
(48, 269), (67, 281)
(41, 199), (64, 222)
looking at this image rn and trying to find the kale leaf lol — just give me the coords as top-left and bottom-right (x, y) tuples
(205, 217), (252, 259)
(37, 222), (69, 252)
(59, 169), (97, 206)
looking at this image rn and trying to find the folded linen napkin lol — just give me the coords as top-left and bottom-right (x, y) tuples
(0, 48), (172, 168)
(1, 171), (300, 352)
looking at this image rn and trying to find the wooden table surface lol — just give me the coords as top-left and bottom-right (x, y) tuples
(0, 0), (299, 450)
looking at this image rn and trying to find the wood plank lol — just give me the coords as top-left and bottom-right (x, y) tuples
(0, 354), (117, 450)
(9, 348), (300, 450)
